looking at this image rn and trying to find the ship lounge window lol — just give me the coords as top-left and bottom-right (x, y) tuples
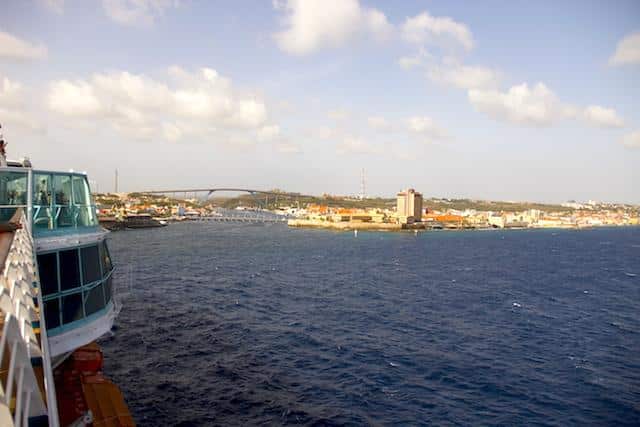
(44, 298), (61, 329)
(81, 245), (101, 284)
(53, 174), (73, 228)
(62, 293), (84, 324)
(101, 241), (113, 274)
(39, 240), (114, 333)
(104, 276), (112, 304)
(59, 249), (81, 290)
(38, 252), (59, 296)
(84, 283), (105, 316)
(31, 171), (99, 233)
(73, 175), (97, 227)
(33, 174), (53, 229)
(0, 171), (27, 221)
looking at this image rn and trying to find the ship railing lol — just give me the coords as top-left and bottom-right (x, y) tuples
(0, 209), (59, 427)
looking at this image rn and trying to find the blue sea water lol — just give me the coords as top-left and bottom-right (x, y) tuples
(100, 223), (640, 426)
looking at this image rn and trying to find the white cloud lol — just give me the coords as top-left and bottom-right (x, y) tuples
(0, 76), (23, 106)
(398, 47), (431, 70)
(42, 0), (65, 14)
(406, 116), (446, 140)
(327, 108), (350, 121)
(275, 141), (301, 153)
(315, 126), (338, 140)
(227, 99), (267, 129)
(336, 135), (377, 155)
(48, 80), (103, 116)
(402, 11), (474, 51)
(428, 63), (499, 90)
(162, 122), (182, 142)
(0, 75), (43, 132)
(0, 30), (47, 60)
(621, 131), (640, 148)
(367, 116), (392, 131)
(93, 71), (172, 110)
(468, 83), (628, 130)
(0, 108), (43, 133)
(398, 55), (423, 70)
(273, 0), (392, 55)
(257, 124), (281, 141)
(583, 105), (624, 128)
(102, 0), (180, 27)
(609, 31), (640, 66)
(47, 67), (272, 142)
(468, 82), (572, 126)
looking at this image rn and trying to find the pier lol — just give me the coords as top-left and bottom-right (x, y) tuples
(190, 208), (289, 224)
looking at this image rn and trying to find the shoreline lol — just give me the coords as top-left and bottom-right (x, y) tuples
(287, 218), (638, 232)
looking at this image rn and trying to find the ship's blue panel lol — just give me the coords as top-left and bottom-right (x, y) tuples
(47, 302), (114, 337)
(37, 240), (115, 333)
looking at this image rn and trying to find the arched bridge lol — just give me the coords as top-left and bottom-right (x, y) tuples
(139, 188), (308, 198)
(136, 188), (308, 223)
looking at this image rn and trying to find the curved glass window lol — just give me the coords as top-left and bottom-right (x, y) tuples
(53, 174), (73, 228)
(33, 173), (53, 229)
(44, 298), (61, 329)
(59, 249), (80, 290)
(37, 240), (115, 334)
(84, 284), (105, 316)
(0, 170), (27, 221)
(38, 252), (59, 296)
(62, 293), (83, 324)
(81, 245), (101, 284)
(31, 171), (98, 234)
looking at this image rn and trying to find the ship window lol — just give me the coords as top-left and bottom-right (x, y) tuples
(77, 206), (98, 227)
(38, 252), (59, 295)
(81, 245), (101, 284)
(104, 276), (112, 303)
(44, 298), (61, 329)
(0, 172), (27, 205)
(101, 242), (113, 274)
(33, 174), (54, 229)
(84, 283), (105, 316)
(33, 174), (52, 206)
(72, 175), (91, 206)
(0, 172), (27, 221)
(53, 175), (73, 228)
(53, 175), (71, 205)
(59, 249), (81, 290)
(62, 293), (83, 324)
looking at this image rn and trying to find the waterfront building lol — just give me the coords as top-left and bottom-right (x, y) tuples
(397, 188), (423, 224)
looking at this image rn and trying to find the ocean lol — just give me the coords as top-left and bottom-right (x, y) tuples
(99, 223), (640, 426)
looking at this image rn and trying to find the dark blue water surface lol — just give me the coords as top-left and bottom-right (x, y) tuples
(100, 223), (640, 426)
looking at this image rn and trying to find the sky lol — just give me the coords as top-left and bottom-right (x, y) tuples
(0, 0), (639, 203)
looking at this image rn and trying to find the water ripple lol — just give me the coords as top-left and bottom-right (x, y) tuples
(100, 224), (640, 426)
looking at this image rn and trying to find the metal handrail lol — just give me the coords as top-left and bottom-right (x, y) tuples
(0, 211), (59, 426)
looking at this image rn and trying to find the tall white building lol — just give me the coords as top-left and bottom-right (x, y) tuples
(396, 188), (423, 223)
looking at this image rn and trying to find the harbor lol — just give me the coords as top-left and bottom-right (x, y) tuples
(1, 1), (639, 425)
(99, 220), (640, 426)
(94, 188), (640, 233)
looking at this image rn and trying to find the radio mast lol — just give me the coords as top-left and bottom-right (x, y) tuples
(360, 168), (366, 200)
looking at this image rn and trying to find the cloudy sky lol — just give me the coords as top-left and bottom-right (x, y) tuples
(1, 0), (639, 203)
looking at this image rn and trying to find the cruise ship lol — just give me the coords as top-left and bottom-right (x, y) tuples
(0, 153), (133, 425)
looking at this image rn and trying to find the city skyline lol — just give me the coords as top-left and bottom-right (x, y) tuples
(1, 0), (639, 203)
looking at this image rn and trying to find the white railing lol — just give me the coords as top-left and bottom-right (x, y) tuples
(0, 211), (59, 427)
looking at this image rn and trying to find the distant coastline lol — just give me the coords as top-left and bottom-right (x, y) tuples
(287, 218), (638, 232)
